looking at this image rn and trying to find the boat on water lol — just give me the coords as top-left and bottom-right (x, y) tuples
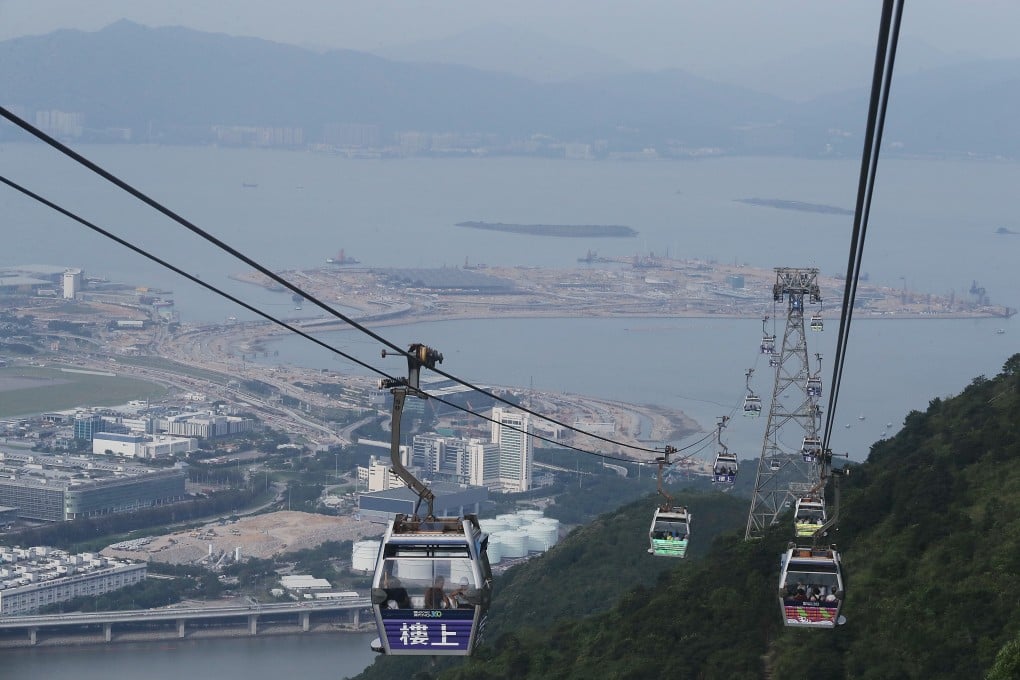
(242, 182), (258, 188)
(996, 328), (1006, 334)
(858, 414), (865, 421)
(326, 248), (360, 265)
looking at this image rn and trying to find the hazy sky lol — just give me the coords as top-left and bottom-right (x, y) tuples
(2, 0), (1019, 73)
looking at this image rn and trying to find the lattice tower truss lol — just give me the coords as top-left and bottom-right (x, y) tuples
(745, 268), (825, 539)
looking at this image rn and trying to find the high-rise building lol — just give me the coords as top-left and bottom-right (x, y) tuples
(73, 413), (104, 440)
(62, 268), (83, 299)
(491, 407), (533, 493)
(412, 434), (446, 473)
(467, 440), (500, 488)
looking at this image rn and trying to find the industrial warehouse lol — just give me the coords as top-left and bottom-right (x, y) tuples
(0, 452), (187, 521)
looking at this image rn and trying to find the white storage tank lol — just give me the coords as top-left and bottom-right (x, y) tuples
(394, 559), (433, 581)
(479, 519), (509, 535)
(486, 536), (503, 564)
(495, 530), (529, 558)
(351, 540), (381, 573)
(449, 558), (475, 586)
(497, 513), (524, 528)
(526, 524), (559, 552)
(516, 509), (543, 522)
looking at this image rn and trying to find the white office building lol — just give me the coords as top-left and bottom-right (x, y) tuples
(491, 407), (533, 493)
(92, 433), (195, 459)
(0, 546), (145, 616)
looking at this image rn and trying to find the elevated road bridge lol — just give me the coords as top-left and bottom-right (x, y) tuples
(0, 598), (370, 646)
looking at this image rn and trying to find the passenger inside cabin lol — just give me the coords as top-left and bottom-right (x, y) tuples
(382, 572), (411, 609)
(450, 577), (472, 608)
(424, 575), (452, 609)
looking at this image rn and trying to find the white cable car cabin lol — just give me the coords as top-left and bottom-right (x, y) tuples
(760, 335), (776, 355)
(793, 497), (826, 537)
(648, 506), (691, 558)
(801, 436), (822, 463)
(769, 457), (782, 471)
(769, 352), (781, 368)
(713, 452), (738, 484)
(806, 377), (822, 398)
(779, 545), (845, 628)
(743, 394), (762, 416)
(371, 515), (492, 656)
(810, 313), (823, 331)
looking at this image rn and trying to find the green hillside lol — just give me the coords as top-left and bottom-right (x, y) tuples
(351, 354), (1020, 680)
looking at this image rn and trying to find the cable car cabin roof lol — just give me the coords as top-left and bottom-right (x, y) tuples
(389, 515), (481, 535)
(785, 546), (839, 567)
(715, 453), (738, 462)
(654, 507), (690, 521)
(381, 516), (486, 551)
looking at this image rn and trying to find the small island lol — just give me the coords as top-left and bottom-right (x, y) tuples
(456, 221), (638, 238)
(734, 198), (854, 216)
(995, 227), (1018, 235)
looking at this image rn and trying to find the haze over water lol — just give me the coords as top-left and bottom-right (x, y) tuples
(2, 145), (1018, 673)
(3, 145), (1017, 459)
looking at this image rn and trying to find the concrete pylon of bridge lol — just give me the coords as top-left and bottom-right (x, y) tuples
(300, 611), (310, 631)
(745, 267), (825, 540)
(104, 623), (113, 642)
(248, 614), (258, 636)
(177, 618), (186, 638)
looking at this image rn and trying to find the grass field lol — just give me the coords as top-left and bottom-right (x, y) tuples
(0, 366), (168, 418)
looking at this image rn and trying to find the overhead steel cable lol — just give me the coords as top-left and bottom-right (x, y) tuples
(822, 0), (904, 452)
(0, 173), (674, 465)
(0, 107), (667, 455)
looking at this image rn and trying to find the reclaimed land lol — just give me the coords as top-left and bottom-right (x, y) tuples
(455, 221), (638, 237)
(735, 197), (854, 216)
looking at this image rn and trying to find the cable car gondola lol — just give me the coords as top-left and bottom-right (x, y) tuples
(779, 544), (845, 628)
(793, 496), (826, 537)
(810, 312), (823, 332)
(801, 435), (822, 463)
(806, 376), (822, 398)
(648, 446), (691, 558)
(743, 368), (762, 417)
(370, 344), (492, 656)
(760, 316), (776, 354)
(743, 394), (762, 416)
(372, 515), (492, 655)
(711, 416), (737, 483)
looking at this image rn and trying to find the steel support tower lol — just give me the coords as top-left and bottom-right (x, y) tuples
(745, 268), (825, 539)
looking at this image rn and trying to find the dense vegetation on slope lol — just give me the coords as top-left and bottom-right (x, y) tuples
(352, 354), (1020, 680)
(770, 355), (1020, 678)
(351, 489), (750, 680)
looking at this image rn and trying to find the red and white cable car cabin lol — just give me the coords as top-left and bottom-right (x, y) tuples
(779, 545), (845, 628)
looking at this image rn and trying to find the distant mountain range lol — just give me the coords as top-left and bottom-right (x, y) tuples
(1, 20), (1018, 158)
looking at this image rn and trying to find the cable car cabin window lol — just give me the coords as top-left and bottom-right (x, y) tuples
(378, 556), (477, 611)
(781, 567), (840, 600)
(652, 518), (688, 539)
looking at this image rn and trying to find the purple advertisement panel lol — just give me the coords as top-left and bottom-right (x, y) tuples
(381, 609), (475, 653)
